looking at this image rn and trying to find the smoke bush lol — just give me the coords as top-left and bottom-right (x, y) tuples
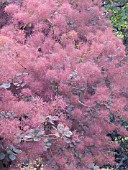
(0, 0), (127, 169)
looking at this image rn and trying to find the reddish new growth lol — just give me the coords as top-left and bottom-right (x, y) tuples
(0, 0), (127, 169)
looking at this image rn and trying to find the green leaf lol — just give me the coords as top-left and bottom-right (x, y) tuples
(12, 146), (22, 154)
(0, 153), (5, 160)
(9, 154), (16, 161)
(46, 142), (52, 147)
(0, 82), (11, 89)
(23, 159), (29, 166)
(63, 137), (71, 143)
(33, 136), (41, 142)
(64, 130), (72, 137)
(24, 134), (33, 140)
(6, 146), (13, 154)
(57, 124), (64, 134)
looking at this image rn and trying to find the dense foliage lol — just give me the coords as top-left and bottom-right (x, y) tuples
(0, 0), (128, 169)
(103, 0), (128, 49)
(102, 1), (128, 169)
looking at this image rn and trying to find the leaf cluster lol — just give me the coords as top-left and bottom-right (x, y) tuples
(0, 139), (22, 169)
(103, 0), (128, 39)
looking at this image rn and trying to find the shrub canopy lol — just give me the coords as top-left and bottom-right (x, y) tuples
(0, 0), (128, 169)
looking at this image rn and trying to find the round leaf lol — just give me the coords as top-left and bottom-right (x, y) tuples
(0, 82), (10, 89)
(9, 154), (16, 161)
(6, 146), (13, 154)
(64, 130), (72, 137)
(57, 123), (64, 133)
(0, 153), (5, 160)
